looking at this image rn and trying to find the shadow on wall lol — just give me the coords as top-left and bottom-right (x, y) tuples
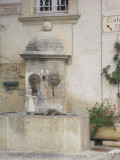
(66, 94), (100, 114)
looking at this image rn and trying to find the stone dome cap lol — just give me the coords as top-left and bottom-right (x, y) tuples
(26, 32), (65, 55)
(20, 31), (71, 62)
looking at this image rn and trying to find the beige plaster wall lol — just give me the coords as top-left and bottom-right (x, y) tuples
(66, 0), (102, 113)
(0, 0), (120, 113)
(66, 0), (120, 114)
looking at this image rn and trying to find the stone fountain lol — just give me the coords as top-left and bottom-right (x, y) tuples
(0, 22), (90, 153)
(21, 24), (70, 115)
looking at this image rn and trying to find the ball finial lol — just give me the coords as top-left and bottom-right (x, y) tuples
(43, 22), (52, 31)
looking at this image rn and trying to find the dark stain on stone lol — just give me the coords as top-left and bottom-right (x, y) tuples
(18, 75), (25, 79)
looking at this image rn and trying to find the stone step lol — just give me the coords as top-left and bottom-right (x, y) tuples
(103, 140), (120, 147)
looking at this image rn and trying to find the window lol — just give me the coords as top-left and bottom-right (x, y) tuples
(35, 0), (68, 14)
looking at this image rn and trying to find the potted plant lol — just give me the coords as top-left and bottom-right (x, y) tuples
(87, 99), (120, 140)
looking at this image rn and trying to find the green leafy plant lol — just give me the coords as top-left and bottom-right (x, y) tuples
(102, 42), (120, 98)
(87, 99), (120, 136)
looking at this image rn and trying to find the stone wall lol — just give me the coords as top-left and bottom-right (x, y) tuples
(0, 64), (25, 112)
(0, 114), (89, 152)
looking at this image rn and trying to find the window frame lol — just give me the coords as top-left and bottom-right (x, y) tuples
(35, 0), (68, 14)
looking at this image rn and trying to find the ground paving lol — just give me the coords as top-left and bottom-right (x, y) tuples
(0, 146), (120, 160)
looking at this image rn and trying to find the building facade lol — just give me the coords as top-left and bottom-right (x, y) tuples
(0, 0), (120, 113)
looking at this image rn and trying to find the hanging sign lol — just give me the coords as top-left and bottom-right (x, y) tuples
(103, 15), (120, 34)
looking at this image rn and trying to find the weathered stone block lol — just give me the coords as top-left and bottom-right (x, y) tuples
(0, 116), (7, 149)
(103, 141), (120, 147)
(0, 114), (90, 153)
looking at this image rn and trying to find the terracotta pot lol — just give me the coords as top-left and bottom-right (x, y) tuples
(90, 125), (120, 141)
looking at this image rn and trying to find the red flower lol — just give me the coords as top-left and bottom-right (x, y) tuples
(96, 113), (101, 116)
(109, 111), (113, 113)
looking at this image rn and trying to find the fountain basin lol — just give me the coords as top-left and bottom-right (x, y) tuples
(0, 114), (89, 153)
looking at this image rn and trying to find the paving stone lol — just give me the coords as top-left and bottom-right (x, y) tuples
(0, 147), (120, 160)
